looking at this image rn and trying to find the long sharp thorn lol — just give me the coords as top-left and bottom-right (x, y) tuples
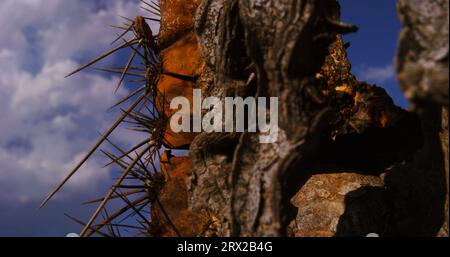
(148, 0), (160, 10)
(38, 94), (145, 209)
(119, 15), (134, 23)
(84, 194), (149, 237)
(111, 24), (133, 45)
(152, 0), (160, 7)
(137, 156), (153, 178)
(116, 190), (152, 227)
(142, 0), (160, 12)
(115, 42), (142, 93)
(135, 95), (150, 113)
(102, 137), (134, 162)
(80, 145), (152, 237)
(94, 67), (145, 78)
(118, 202), (150, 228)
(162, 71), (198, 82)
(120, 36), (147, 61)
(102, 139), (151, 168)
(143, 17), (161, 22)
(101, 150), (129, 169)
(101, 210), (115, 237)
(103, 65), (145, 71)
(102, 149), (146, 180)
(64, 214), (110, 237)
(117, 185), (147, 189)
(64, 40), (137, 78)
(140, 7), (160, 17)
(83, 189), (144, 205)
(140, 3), (160, 13)
(108, 85), (145, 111)
(128, 79), (146, 83)
(96, 198), (147, 236)
(126, 128), (150, 133)
(110, 24), (129, 30)
(148, 6), (160, 14)
(110, 223), (146, 230)
(103, 138), (146, 172)
(105, 142), (148, 173)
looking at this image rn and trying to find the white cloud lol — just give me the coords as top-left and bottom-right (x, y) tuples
(356, 64), (396, 84)
(0, 0), (154, 204)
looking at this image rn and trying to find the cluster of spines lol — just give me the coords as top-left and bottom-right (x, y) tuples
(40, 0), (183, 237)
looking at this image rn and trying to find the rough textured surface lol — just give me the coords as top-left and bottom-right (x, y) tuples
(318, 36), (413, 138)
(189, 0), (341, 237)
(315, 35), (423, 173)
(396, 0), (449, 105)
(151, 0), (449, 237)
(158, 0), (203, 50)
(395, 0), (449, 236)
(151, 152), (209, 236)
(439, 107), (449, 236)
(286, 0), (448, 237)
(158, 33), (204, 149)
(188, 0), (425, 237)
(288, 173), (386, 237)
(151, 0), (207, 235)
(186, 0), (449, 237)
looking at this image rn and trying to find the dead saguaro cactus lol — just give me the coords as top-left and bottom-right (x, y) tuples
(188, 0), (359, 236)
(188, 0), (436, 237)
(42, 0), (448, 237)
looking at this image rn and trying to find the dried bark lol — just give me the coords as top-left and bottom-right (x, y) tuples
(187, 0), (425, 237)
(396, 0), (449, 106)
(189, 0), (342, 237)
(395, 0), (449, 236)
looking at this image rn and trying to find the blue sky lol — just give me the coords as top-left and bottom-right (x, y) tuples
(0, 0), (406, 236)
(0, 0), (150, 236)
(341, 0), (409, 108)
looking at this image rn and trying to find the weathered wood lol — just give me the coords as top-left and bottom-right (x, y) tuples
(187, 0), (444, 237)
(189, 0), (342, 236)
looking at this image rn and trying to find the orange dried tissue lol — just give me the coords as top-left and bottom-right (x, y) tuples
(151, 152), (209, 236)
(149, 0), (207, 235)
(160, 33), (205, 78)
(156, 34), (204, 149)
(158, 0), (202, 49)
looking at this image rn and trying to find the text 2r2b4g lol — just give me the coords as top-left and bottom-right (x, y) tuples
(220, 241), (273, 252)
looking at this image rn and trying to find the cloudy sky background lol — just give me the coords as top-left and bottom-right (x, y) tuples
(0, 0), (405, 236)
